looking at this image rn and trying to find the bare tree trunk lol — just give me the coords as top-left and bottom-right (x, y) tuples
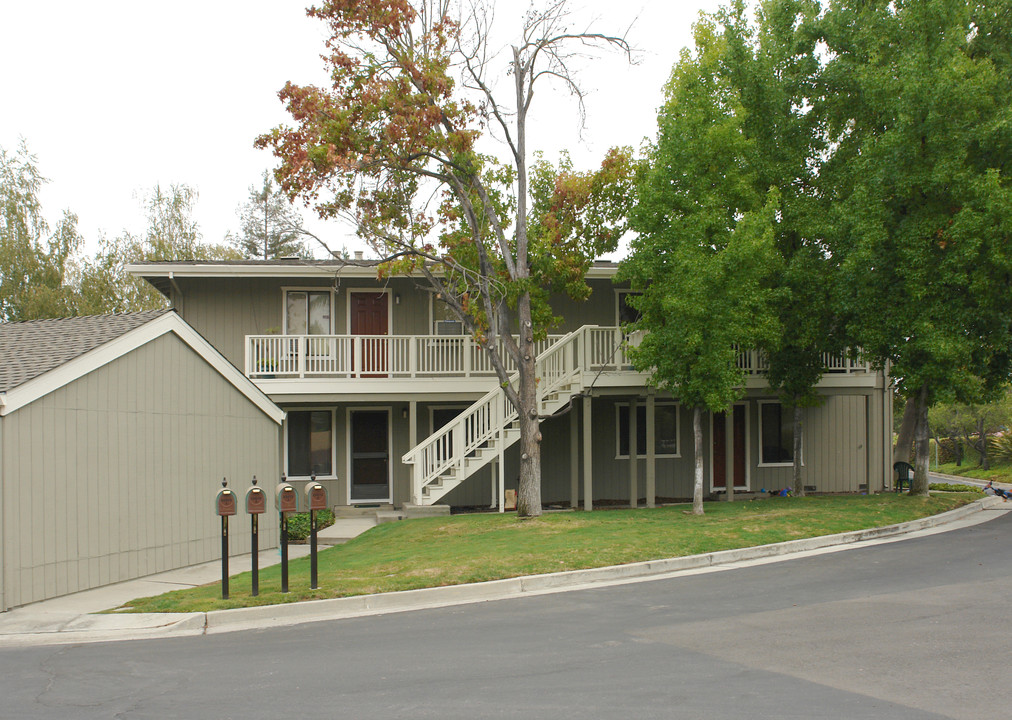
(692, 406), (704, 515)
(912, 383), (931, 496)
(792, 403), (804, 496)
(515, 292), (542, 518)
(894, 396), (917, 464)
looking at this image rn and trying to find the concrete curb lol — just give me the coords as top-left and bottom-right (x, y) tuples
(200, 495), (1004, 634)
(3, 495), (1003, 645)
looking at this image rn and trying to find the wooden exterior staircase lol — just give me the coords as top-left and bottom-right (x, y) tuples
(402, 326), (626, 507)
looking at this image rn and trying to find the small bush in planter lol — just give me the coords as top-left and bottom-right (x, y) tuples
(285, 509), (336, 542)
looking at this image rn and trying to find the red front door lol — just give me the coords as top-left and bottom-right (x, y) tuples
(350, 292), (389, 377)
(712, 405), (746, 489)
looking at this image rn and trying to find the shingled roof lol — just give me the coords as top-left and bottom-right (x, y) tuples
(0, 310), (170, 393)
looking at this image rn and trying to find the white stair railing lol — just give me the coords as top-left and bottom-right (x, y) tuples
(402, 326), (604, 505)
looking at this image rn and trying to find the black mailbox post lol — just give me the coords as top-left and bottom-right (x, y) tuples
(276, 475), (299, 593)
(215, 478), (236, 599)
(245, 477), (267, 596)
(305, 475), (328, 590)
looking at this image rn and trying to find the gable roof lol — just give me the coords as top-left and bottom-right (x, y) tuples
(0, 310), (169, 393)
(0, 311), (284, 423)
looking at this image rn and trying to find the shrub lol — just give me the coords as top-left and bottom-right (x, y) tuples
(928, 483), (983, 493)
(284, 509), (336, 542)
(990, 434), (1012, 464)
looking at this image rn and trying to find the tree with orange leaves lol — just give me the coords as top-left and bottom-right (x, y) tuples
(257, 1), (633, 517)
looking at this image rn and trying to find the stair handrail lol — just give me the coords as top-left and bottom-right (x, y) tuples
(403, 326), (595, 504)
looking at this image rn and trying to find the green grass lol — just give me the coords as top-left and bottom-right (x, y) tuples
(935, 459), (1012, 483)
(119, 494), (976, 614)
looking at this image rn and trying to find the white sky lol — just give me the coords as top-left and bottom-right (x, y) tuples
(0, 0), (721, 258)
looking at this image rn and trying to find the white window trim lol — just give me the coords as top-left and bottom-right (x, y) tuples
(614, 401), (681, 460)
(346, 287), (392, 336)
(283, 407), (338, 481)
(346, 405), (393, 505)
(281, 286), (335, 335)
(757, 399), (803, 467)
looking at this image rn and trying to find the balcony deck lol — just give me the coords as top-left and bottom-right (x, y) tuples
(245, 329), (878, 397)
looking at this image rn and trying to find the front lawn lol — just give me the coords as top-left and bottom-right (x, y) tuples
(119, 493), (977, 613)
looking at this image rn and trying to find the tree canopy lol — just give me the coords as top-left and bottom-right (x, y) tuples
(819, 0), (1012, 493)
(258, 0), (633, 516)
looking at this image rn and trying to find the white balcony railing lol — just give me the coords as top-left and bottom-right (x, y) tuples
(245, 334), (564, 379)
(246, 331), (871, 381)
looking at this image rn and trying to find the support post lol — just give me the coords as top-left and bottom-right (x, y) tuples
(583, 395), (593, 512)
(629, 398), (638, 508)
(570, 405), (579, 509)
(726, 409), (735, 502)
(646, 394), (656, 508)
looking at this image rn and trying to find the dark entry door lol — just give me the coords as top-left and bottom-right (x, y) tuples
(350, 409), (390, 502)
(712, 405), (746, 489)
(350, 292), (389, 377)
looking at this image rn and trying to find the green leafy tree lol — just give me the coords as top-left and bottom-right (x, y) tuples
(257, 0), (632, 517)
(818, 0), (1012, 494)
(229, 171), (308, 259)
(621, 9), (782, 514)
(0, 141), (82, 321)
(929, 392), (1012, 470)
(77, 184), (238, 314)
(689, 0), (838, 497)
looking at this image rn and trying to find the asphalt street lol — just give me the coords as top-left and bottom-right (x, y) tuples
(2, 509), (1010, 719)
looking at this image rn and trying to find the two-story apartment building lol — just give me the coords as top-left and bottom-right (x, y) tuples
(129, 258), (894, 514)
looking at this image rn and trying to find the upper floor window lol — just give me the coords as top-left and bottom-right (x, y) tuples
(432, 295), (464, 335)
(286, 290), (332, 335)
(616, 290), (642, 327)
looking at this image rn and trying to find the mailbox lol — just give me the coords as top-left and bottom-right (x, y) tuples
(276, 482), (299, 513)
(306, 481), (328, 512)
(246, 485), (267, 514)
(215, 487), (237, 516)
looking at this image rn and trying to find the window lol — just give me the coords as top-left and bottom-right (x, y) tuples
(287, 410), (333, 477)
(286, 290), (332, 335)
(760, 402), (794, 465)
(616, 290), (642, 327)
(432, 295), (464, 335)
(616, 402), (679, 458)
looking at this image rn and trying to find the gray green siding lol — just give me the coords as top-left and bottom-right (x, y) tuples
(0, 332), (280, 611)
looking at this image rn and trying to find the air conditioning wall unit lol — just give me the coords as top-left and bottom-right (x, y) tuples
(435, 320), (464, 336)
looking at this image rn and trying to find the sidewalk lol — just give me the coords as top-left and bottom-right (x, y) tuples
(0, 498), (1006, 648)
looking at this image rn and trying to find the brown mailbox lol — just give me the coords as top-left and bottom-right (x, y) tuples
(305, 482), (328, 512)
(246, 486), (267, 515)
(215, 488), (237, 516)
(276, 482), (299, 514)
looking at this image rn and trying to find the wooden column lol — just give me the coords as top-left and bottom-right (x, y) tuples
(583, 395), (593, 512)
(646, 394), (656, 508)
(629, 398), (638, 508)
(726, 408), (735, 502)
(570, 406), (579, 509)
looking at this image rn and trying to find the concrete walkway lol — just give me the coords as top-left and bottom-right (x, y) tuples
(0, 498), (1006, 648)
